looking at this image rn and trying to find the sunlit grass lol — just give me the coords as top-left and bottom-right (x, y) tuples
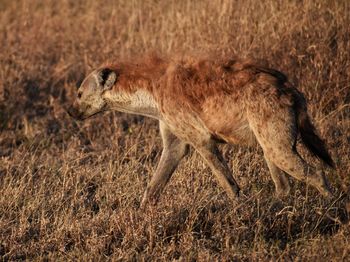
(0, 0), (349, 260)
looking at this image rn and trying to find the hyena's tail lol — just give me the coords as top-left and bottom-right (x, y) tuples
(294, 93), (335, 168)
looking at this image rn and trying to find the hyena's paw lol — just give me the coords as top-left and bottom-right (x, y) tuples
(275, 184), (291, 199)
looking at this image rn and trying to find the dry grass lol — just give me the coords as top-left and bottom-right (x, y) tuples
(0, 0), (349, 260)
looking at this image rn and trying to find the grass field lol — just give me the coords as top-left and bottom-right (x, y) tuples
(0, 0), (349, 260)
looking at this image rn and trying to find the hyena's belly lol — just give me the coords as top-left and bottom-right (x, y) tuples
(208, 117), (256, 145)
(201, 98), (256, 146)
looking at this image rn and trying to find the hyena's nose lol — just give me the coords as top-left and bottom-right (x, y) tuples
(67, 105), (84, 120)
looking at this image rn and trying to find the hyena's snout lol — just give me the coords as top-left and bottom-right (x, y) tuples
(67, 104), (84, 120)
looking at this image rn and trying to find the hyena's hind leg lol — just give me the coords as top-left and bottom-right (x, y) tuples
(248, 106), (333, 198)
(264, 156), (290, 197)
(140, 121), (188, 209)
(263, 136), (332, 197)
(267, 149), (333, 198)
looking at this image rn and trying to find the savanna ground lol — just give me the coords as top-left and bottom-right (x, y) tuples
(0, 0), (350, 260)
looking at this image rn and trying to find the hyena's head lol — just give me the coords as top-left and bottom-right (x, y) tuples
(68, 68), (117, 120)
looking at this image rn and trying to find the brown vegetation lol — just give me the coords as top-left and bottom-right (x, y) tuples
(0, 0), (349, 260)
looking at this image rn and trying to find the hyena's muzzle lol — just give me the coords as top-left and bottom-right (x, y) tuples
(67, 102), (85, 120)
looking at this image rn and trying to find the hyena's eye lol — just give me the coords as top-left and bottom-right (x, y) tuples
(77, 93), (82, 99)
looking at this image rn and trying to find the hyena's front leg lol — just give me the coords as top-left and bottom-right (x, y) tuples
(140, 121), (188, 209)
(193, 140), (240, 200)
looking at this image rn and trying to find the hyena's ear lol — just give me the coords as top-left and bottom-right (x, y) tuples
(97, 68), (118, 90)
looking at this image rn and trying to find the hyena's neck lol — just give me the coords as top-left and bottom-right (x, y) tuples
(105, 89), (161, 119)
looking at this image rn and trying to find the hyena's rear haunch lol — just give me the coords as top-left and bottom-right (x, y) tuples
(68, 55), (334, 208)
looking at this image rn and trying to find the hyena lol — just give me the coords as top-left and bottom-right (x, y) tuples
(68, 55), (334, 208)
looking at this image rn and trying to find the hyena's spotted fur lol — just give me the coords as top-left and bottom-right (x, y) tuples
(68, 54), (334, 208)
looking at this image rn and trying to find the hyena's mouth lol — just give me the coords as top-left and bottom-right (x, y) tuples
(67, 105), (108, 121)
(82, 109), (107, 120)
(67, 106), (84, 120)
